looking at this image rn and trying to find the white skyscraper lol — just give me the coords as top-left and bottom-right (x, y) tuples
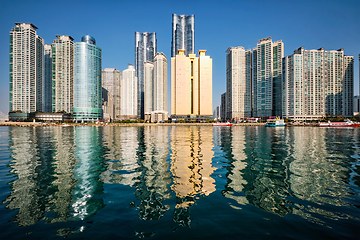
(9, 23), (44, 113)
(121, 64), (137, 119)
(283, 47), (354, 120)
(43, 44), (52, 112)
(51, 35), (74, 113)
(144, 52), (168, 122)
(253, 37), (283, 118)
(226, 47), (252, 120)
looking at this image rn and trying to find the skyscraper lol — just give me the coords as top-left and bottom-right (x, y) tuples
(51, 35), (74, 113)
(171, 14), (195, 57)
(9, 23), (44, 113)
(144, 52), (168, 122)
(73, 35), (102, 122)
(226, 47), (252, 120)
(253, 37), (284, 117)
(171, 50), (212, 121)
(135, 32), (157, 119)
(102, 68), (121, 120)
(43, 44), (52, 113)
(283, 47), (354, 120)
(121, 64), (137, 120)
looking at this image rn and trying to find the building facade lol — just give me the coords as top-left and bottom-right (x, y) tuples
(253, 37), (284, 118)
(51, 35), (74, 113)
(226, 47), (252, 120)
(135, 32), (157, 119)
(121, 64), (138, 119)
(9, 23), (44, 113)
(43, 44), (52, 112)
(283, 47), (354, 120)
(102, 68), (121, 120)
(171, 49), (212, 121)
(73, 35), (102, 122)
(354, 96), (359, 116)
(171, 14), (195, 57)
(144, 52), (168, 122)
(221, 93), (226, 121)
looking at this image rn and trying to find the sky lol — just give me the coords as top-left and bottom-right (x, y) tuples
(0, 0), (359, 116)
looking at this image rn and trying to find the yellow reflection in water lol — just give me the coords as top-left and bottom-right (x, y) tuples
(170, 126), (216, 203)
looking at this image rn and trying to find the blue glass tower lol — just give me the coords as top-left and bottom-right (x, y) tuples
(135, 32), (157, 119)
(73, 35), (102, 122)
(171, 14), (195, 57)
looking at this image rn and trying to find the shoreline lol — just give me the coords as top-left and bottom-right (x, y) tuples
(0, 122), (269, 127)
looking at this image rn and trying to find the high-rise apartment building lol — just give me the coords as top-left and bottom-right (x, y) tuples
(283, 47), (354, 120)
(121, 64), (137, 120)
(253, 37), (284, 117)
(354, 96), (360, 116)
(221, 92), (226, 121)
(73, 35), (102, 122)
(144, 62), (154, 120)
(135, 32), (157, 119)
(9, 23), (44, 113)
(171, 14), (195, 57)
(51, 35), (74, 113)
(171, 50), (212, 121)
(43, 44), (52, 113)
(226, 47), (252, 120)
(144, 52), (168, 122)
(102, 68), (121, 120)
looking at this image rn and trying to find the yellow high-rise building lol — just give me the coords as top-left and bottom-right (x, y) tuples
(171, 49), (213, 121)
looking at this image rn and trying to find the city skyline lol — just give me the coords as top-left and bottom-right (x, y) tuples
(1, 0), (359, 116)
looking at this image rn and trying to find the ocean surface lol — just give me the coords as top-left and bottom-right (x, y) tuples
(0, 125), (359, 239)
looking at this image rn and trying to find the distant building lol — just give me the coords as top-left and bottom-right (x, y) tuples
(121, 64), (137, 120)
(102, 68), (121, 120)
(253, 37), (284, 118)
(9, 23), (44, 113)
(73, 35), (102, 122)
(283, 47), (354, 120)
(213, 106), (221, 120)
(171, 14), (195, 57)
(171, 49), (212, 121)
(221, 93), (226, 121)
(102, 87), (114, 122)
(226, 47), (252, 120)
(51, 35), (74, 113)
(135, 32), (157, 119)
(354, 96), (359, 116)
(144, 53), (168, 122)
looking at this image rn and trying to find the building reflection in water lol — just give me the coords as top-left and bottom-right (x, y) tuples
(219, 126), (249, 208)
(71, 127), (106, 221)
(170, 126), (216, 227)
(243, 127), (291, 216)
(48, 127), (77, 223)
(288, 128), (358, 222)
(219, 126), (359, 221)
(4, 127), (54, 226)
(134, 126), (172, 220)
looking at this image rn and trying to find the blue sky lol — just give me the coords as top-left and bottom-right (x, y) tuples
(0, 0), (359, 115)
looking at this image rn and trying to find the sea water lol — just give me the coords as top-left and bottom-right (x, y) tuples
(0, 126), (359, 239)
